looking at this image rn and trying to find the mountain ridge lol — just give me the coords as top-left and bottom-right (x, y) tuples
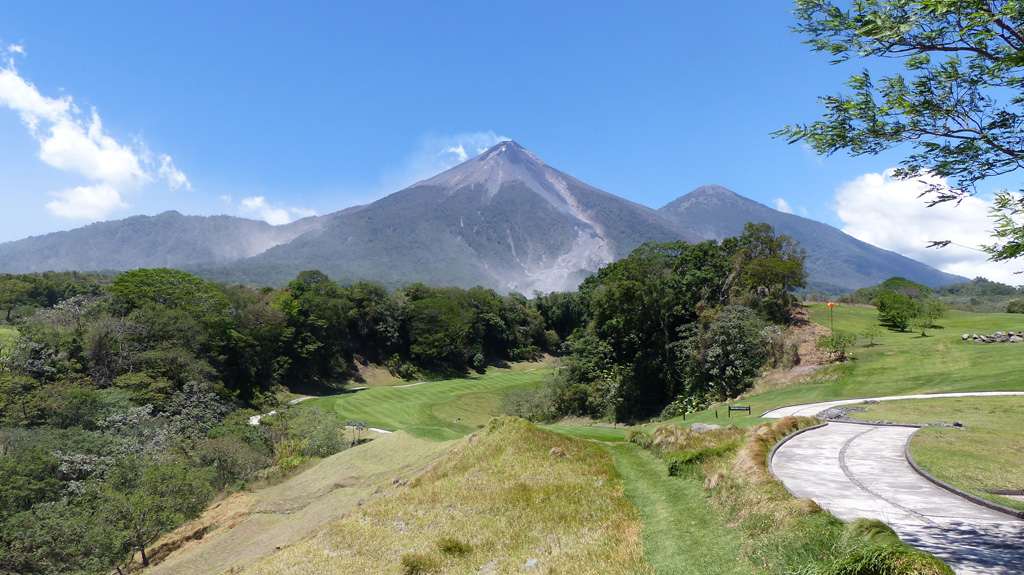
(0, 142), (967, 291)
(658, 185), (965, 290)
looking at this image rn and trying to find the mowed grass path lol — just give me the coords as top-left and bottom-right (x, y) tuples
(604, 443), (751, 575)
(305, 369), (547, 440)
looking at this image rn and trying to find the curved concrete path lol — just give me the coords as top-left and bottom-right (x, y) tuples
(767, 392), (1024, 575)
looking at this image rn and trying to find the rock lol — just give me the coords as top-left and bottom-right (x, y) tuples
(962, 334), (971, 340)
(522, 558), (538, 569)
(548, 447), (566, 458)
(1011, 336), (1023, 343)
(691, 422), (722, 433)
(954, 421), (964, 428)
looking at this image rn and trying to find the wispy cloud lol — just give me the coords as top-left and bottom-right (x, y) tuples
(388, 131), (509, 189)
(240, 196), (316, 225)
(0, 45), (190, 219)
(774, 198), (794, 214)
(832, 169), (1021, 284)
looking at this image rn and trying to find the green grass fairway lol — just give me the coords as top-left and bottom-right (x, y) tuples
(660, 304), (1024, 427)
(849, 395), (1024, 512)
(304, 369), (548, 440)
(604, 443), (751, 575)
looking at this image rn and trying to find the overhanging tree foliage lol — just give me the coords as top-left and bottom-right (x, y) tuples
(777, 0), (1024, 263)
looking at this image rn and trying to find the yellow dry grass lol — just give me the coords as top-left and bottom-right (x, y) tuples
(140, 431), (457, 575)
(245, 418), (649, 575)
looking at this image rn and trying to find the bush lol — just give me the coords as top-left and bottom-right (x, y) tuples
(500, 386), (556, 422)
(1006, 299), (1024, 313)
(816, 333), (856, 361)
(656, 393), (713, 421)
(289, 406), (347, 457)
(625, 429), (653, 449)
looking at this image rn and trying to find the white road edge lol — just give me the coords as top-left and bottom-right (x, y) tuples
(765, 391), (1024, 575)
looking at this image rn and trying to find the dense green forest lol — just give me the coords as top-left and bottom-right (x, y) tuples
(0, 223), (805, 574)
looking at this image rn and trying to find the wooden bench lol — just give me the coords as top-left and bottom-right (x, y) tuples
(727, 405), (750, 417)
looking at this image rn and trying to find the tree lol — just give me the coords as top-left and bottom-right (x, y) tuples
(0, 277), (32, 322)
(911, 298), (947, 336)
(732, 223), (807, 323)
(778, 0), (1024, 262)
(96, 460), (213, 568)
(875, 289), (918, 331)
(675, 305), (768, 399)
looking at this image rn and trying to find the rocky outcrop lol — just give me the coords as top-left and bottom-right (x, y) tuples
(962, 331), (1024, 343)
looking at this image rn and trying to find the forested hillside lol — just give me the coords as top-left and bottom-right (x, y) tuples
(0, 222), (806, 573)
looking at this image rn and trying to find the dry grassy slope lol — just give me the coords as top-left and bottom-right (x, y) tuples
(244, 418), (648, 575)
(140, 432), (458, 575)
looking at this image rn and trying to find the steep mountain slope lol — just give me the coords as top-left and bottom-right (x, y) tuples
(0, 211), (327, 273)
(659, 185), (966, 290)
(205, 141), (700, 291)
(0, 144), (967, 293)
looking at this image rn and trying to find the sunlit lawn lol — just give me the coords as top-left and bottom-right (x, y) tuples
(304, 369), (548, 440)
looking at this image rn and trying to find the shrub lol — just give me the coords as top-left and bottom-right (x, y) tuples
(1006, 299), (1024, 314)
(625, 429), (653, 449)
(666, 443), (740, 476)
(816, 333), (856, 362)
(289, 406), (347, 457)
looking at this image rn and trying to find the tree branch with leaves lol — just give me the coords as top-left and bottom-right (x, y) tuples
(777, 0), (1024, 263)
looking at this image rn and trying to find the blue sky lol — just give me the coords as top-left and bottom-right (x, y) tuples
(0, 1), (1020, 283)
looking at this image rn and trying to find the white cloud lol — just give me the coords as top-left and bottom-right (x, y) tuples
(833, 170), (1023, 284)
(774, 198), (794, 214)
(46, 183), (128, 219)
(37, 110), (149, 187)
(361, 131), (510, 204)
(0, 56), (190, 220)
(7, 45), (25, 55)
(0, 66), (71, 126)
(442, 143), (468, 162)
(159, 154), (191, 190)
(290, 207), (317, 219)
(240, 196), (316, 225)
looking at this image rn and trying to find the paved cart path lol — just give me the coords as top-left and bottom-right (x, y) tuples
(767, 392), (1024, 575)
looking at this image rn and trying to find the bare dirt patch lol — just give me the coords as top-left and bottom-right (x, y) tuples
(749, 307), (834, 396)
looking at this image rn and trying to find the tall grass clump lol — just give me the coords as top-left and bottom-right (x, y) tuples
(702, 418), (952, 575)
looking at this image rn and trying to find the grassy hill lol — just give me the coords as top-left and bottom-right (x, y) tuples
(245, 418), (648, 575)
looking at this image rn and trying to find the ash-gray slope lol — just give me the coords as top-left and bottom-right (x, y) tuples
(208, 141), (699, 292)
(0, 211), (325, 273)
(659, 185), (966, 290)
